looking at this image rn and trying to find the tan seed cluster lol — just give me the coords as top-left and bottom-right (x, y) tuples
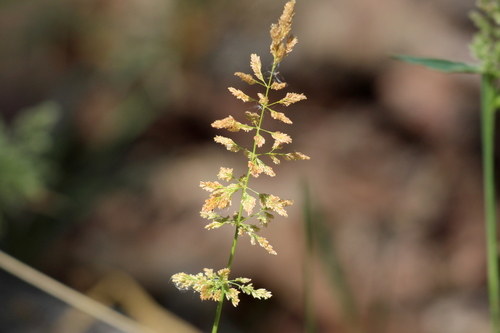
(172, 0), (307, 312)
(270, 0), (298, 64)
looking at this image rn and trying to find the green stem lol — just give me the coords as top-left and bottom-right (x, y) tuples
(212, 295), (224, 333)
(481, 74), (500, 333)
(211, 62), (279, 333)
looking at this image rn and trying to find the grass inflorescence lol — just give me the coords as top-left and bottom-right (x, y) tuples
(171, 1), (308, 332)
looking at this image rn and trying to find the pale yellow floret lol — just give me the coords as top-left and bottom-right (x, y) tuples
(270, 110), (293, 124)
(214, 135), (240, 152)
(257, 236), (277, 255)
(228, 87), (252, 102)
(284, 151), (311, 160)
(250, 54), (264, 81)
(279, 92), (307, 106)
(234, 72), (257, 85)
(257, 93), (268, 105)
(271, 131), (292, 149)
(217, 167), (234, 181)
(254, 134), (265, 147)
(271, 82), (287, 90)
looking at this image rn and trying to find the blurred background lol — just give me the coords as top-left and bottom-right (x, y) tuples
(0, 0), (492, 332)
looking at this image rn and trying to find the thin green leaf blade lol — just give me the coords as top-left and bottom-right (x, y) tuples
(301, 181), (359, 329)
(393, 55), (481, 73)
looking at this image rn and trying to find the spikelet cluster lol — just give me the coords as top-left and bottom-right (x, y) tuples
(471, 0), (500, 77)
(172, 269), (272, 307)
(172, 0), (308, 307)
(270, 0), (298, 64)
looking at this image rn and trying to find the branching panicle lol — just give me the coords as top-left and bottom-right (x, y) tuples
(172, 2), (308, 329)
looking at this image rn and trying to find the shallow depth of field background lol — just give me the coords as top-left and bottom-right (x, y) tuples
(0, 0), (490, 332)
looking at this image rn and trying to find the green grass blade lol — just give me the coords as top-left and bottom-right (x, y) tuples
(303, 182), (359, 331)
(302, 181), (318, 333)
(393, 55), (481, 73)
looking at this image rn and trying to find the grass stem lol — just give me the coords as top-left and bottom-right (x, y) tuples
(481, 74), (500, 333)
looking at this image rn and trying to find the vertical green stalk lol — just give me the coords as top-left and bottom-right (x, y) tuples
(481, 74), (500, 333)
(212, 290), (225, 333)
(211, 64), (279, 333)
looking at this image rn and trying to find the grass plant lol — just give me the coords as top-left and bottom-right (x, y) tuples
(171, 1), (309, 332)
(395, 1), (500, 331)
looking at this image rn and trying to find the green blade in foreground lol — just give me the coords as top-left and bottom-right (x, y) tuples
(393, 55), (481, 73)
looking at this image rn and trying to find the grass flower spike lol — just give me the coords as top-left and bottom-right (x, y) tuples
(171, 1), (308, 332)
(471, 0), (500, 77)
